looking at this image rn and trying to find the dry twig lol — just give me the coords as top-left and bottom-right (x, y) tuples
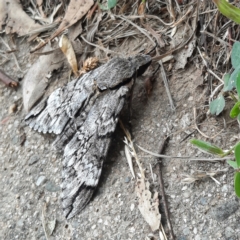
(0, 70), (18, 88)
(155, 137), (175, 240)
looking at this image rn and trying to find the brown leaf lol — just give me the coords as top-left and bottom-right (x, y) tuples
(135, 179), (161, 232)
(0, 0), (41, 36)
(59, 35), (78, 76)
(138, 2), (146, 15)
(23, 46), (64, 112)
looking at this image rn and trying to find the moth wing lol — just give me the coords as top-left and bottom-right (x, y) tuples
(25, 75), (96, 135)
(61, 86), (129, 219)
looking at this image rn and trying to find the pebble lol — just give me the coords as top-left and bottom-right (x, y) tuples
(124, 177), (130, 183)
(199, 197), (208, 206)
(225, 226), (235, 238)
(28, 155), (39, 165)
(45, 181), (61, 192)
(36, 176), (47, 186)
(221, 184), (229, 192)
(183, 227), (190, 235)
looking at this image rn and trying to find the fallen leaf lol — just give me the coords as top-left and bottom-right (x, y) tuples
(135, 179), (161, 232)
(0, 0), (41, 36)
(68, 20), (83, 41)
(23, 45), (64, 112)
(138, 1), (146, 15)
(59, 35), (78, 76)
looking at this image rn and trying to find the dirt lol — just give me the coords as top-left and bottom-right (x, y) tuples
(1, 19), (240, 240)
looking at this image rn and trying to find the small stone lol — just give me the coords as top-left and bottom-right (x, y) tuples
(11, 136), (19, 145)
(199, 197), (207, 206)
(124, 177), (130, 183)
(45, 181), (61, 192)
(130, 204), (134, 211)
(221, 184), (229, 192)
(8, 103), (17, 114)
(16, 219), (24, 230)
(225, 226), (235, 238)
(36, 176), (47, 186)
(183, 227), (190, 235)
(195, 235), (201, 240)
(28, 155), (39, 165)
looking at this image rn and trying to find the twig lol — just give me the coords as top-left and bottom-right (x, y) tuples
(0, 70), (18, 88)
(120, 120), (145, 178)
(81, 36), (120, 55)
(41, 204), (49, 240)
(193, 107), (224, 139)
(117, 15), (156, 47)
(159, 60), (175, 111)
(152, 30), (195, 62)
(156, 137), (175, 240)
(137, 145), (233, 161)
(200, 30), (231, 47)
(0, 37), (24, 72)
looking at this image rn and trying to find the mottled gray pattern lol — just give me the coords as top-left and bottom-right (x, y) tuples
(25, 54), (151, 219)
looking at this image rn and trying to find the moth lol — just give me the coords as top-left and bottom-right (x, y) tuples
(25, 54), (152, 219)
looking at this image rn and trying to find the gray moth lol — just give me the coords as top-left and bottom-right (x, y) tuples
(25, 54), (152, 219)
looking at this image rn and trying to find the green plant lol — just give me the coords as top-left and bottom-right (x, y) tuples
(98, 0), (117, 10)
(210, 41), (240, 119)
(212, 0), (240, 24)
(190, 139), (240, 197)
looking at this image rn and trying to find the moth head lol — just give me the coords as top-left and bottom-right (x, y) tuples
(129, 54), (152, 77)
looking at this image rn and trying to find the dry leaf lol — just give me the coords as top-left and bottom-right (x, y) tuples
(79, 57), (99, 75)
(59, 35), (78, 76)
(32, 0), (94, 52)
(0, 0), (41, 36)
(124, 137), (135, 178)
(138, 1), (146, 15)
(23, 46), (64, 112)
(135, 179), (161, 232)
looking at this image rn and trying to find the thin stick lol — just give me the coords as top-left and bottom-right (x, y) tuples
(0, 70), (18, 87)
(156, 137), (175, 240)
(81, 36), (120, 55)
(117, 15), (156, 46)
(137, 145), (233, 161)
(41, 204), (49, 240)
(159, 60), (175, 111)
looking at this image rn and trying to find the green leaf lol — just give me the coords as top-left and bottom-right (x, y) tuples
(227, 160), (239, 169)
(232, 41), (240, 69)
(234, 172), (240, 198)
(228, 68), (240, 91)
(235, 143), (240, 167)
(209, 94), (225, 115)
(98, 0), (117, 10)
(223, 73), (231, 92)
(236, 72), (240, 98)
(213, 0), (240, 25)
(107, 0), (117, 9)
(230, 101), (240, 118)
(190, 139), (224, 155)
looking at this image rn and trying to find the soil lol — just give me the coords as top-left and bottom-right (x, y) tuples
(1, 15), (240, 240)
